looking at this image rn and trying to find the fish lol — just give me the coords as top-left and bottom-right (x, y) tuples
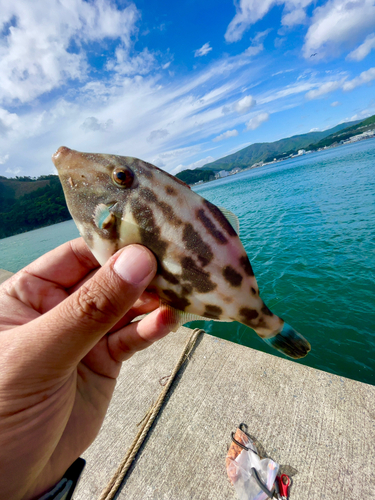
(52, 146), (311, 359)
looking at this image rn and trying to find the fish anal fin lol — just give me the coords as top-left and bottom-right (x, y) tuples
(218, 206), (240, 235)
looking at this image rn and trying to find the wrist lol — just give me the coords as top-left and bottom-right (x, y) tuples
(33, 458), (85, 500)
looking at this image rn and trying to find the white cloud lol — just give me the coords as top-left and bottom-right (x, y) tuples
(194, 43), (212, 57)
(343, 67), (375, 91)
(347, 109), (373, 121)
(234, 95), (256, 113)
(225, 0), (274, 42)
(212, 130), (239, 142)
(170, 156), (215, 175)
(107, 47), (155, 75)
(2, 2), (373, 180)
(0, 154), (9, 164)
(303, 0), (375, 59)
(147, 129), (169, 143)
(244, 45), (264, 57)
(225, 0), (314, 42)
(282, 8), (306, 26)
(347, 33), (375, 61)
(0, 0), (139, 104)
(304, 67), (375, 99)
(305, 79), (344, 99)
(0, 108), (19, 134)
(80, 117), (113, 133)
(243, 28), (271, 57)
(246, 112), (269, 130)
(272, 69), (295, 77)
(331, 101), (341, 107)
(5, 167), (21, 176)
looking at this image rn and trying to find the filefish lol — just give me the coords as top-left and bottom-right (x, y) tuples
(52, 147), (310, 359)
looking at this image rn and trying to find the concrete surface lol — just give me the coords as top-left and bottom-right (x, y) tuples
(0, 268), (13, 284)
(1, 270), (374, 499)
(75, 328), (374, 500)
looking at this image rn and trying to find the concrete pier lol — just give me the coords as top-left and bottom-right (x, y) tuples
(0, 270), (374, 499)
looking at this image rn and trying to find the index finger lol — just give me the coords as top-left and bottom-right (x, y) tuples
(22, 237), (99, 288)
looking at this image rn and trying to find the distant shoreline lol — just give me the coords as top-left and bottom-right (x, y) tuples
(190, 134), (375, 187)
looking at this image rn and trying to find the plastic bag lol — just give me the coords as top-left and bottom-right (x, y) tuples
(226, 426), (279, 500)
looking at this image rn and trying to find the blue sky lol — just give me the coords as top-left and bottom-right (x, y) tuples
(0, 0), (375, 177)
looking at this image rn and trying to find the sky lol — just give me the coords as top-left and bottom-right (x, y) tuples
(0, 0), (375, 178)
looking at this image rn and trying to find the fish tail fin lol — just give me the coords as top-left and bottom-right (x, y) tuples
(240, 301), (311, 359)
(261, 322), (311, 359)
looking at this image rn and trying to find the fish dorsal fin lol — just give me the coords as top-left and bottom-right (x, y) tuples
(93, 203), (116, 230)
(218, 207), (240, 235)
(160, 302), (232, 332)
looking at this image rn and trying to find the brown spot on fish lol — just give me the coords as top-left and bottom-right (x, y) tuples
(131, 199), (169, 260)
(239, 307), (259, 324)
(181, 256), (217, 293)
(204, 304), (223, 319)
(239, 255), (254, 276)
(223, 265), (243, 287)
(159, 264), (179, 285)
(139, 188), (182, 225)
(162, 289), (191, 311)
(136, 163), (153, 179)
(223, 296), (233, 304)
(196, 208), (228, 244)
(181, 284), (193, 296)
(183, 223), (213, 267)
(203, 199), (237, 238)
(261, 303), (273, 316)
(139, 187), (157, 203)
(165, 185), (177, 196)
(158, 201), (183, 226)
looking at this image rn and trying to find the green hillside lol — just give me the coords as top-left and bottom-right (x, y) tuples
(175, 168), (215, 185)
(0, 176), (71, 239)
(200, 121), (359, 171)
(308, 115), (375, 150)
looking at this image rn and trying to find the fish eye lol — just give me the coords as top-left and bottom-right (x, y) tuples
(112, 167), (134, 188)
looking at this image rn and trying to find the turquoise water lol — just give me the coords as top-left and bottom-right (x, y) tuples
(0, 140), (374, 384)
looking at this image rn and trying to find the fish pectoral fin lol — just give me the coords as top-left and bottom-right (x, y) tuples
(218, 207), (240, 235)
(93, 203), (117, 230)
(159, 302), (231, 332)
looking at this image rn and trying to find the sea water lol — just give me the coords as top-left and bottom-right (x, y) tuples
(0, 140), (374, 384)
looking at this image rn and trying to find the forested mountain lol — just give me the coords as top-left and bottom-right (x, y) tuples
(307, 115), (375, 150)
(200, 120), (359, 172)
(175, 169), (215, 184)
(0, 176), (70, 238)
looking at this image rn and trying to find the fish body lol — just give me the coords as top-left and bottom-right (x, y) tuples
(52, 146), (310, 359)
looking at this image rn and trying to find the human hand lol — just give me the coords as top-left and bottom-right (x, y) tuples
(0, 238), (171, 500)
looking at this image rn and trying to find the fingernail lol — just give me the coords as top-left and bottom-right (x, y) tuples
(114, 245), (154, 284)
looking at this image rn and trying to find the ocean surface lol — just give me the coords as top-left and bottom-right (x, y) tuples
(0, 140), (374, 385)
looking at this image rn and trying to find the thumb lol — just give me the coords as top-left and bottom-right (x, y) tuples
(27, 244), (157, 370)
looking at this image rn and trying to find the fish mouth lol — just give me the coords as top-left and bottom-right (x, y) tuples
(52, 146), (74, 169)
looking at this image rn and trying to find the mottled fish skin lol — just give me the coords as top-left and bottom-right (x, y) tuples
(52, 146), (310, 359)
